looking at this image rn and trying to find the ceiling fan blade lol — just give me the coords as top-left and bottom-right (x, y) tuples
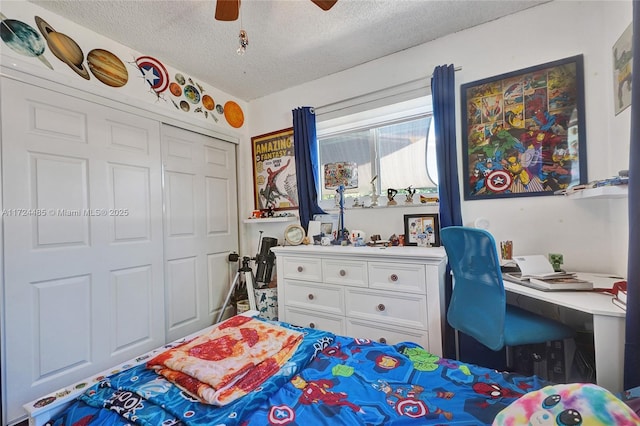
(311, 0), (338, 11)
(215, 0), (240, 21)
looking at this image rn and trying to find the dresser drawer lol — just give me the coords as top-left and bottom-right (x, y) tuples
(345, 288), (427, 329)
(322, 259), (368, 287)
(285, 308), (346, 335)
(282, 256), (322, 282)
(284, 281), (344, 315)
(346, 318), (429, 348)
(368, 262), (426, 294)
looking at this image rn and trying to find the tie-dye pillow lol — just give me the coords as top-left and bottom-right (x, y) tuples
(493, 383), (640, 425)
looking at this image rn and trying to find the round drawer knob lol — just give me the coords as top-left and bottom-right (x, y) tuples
(308, 293), (315, 300)
(390, 274), (399, 282)
(309, 322), (316, 329)
(379, 337), (387, 344)
(297, 266), (304, 272)
(339, 269), (346, 276)
(377, 303), (386, 312)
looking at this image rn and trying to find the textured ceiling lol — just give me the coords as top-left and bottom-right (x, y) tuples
(28, 0), (549, 101)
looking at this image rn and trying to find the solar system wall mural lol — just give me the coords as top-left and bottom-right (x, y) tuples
(0, 10), (245, 130)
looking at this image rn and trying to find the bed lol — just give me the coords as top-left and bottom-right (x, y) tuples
(25, 311), (640, 426)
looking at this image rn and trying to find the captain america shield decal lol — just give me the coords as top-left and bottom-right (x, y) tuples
(268, 405), (295, 424)
(395, 398), (428, 418)
(486, 170), (512, 193)
(135, 56), (169, 93)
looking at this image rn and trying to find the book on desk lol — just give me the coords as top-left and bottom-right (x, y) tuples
(503, 272), (593, 291)
(502, 255), (593, 291)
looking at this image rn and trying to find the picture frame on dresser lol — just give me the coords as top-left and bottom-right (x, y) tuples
(403, 213), (440, 247)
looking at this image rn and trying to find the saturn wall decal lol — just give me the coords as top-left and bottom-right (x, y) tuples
(35, 16), (89, 80)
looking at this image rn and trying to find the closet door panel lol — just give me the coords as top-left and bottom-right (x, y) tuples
(167, 256), (199, 327)
(162, 124), (238, 341)
(111, 265), (154, 353)
(31, 153), (90, 247)
(1, 78), (165, 423)
(35, 275), (92, 376)
(108, 163), (152, 241)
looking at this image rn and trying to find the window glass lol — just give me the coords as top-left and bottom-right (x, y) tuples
(318, 100), (438, 205)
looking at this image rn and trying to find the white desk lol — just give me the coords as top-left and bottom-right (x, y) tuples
(503, 273), (626, 393)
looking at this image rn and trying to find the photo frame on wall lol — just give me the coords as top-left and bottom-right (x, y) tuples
(461, 54), (587, 200)
(251, 128), (298, 211)
(403, 213), (440, 247)
(613, 23), (632, 115)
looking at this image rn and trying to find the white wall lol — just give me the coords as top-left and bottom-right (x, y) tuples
(244, 0), (633, 276)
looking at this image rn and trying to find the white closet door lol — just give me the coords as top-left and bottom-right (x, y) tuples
(162, 124), (239, 342)
(1, 78), (165, 423)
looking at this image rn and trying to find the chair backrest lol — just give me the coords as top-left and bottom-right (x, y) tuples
(441, 226), (506, 351)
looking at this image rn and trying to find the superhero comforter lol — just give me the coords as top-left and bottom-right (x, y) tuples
(47, 317), (552, 426)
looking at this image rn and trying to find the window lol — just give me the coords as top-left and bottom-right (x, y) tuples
(317, 97), (438, 207)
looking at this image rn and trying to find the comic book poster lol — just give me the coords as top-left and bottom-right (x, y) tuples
(460, 55), (587, 200)
(251, 128), (298, 211)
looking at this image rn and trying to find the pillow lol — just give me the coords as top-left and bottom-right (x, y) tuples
(493, 383), (640, 425)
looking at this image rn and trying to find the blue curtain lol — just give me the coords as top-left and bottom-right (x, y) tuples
(432, 64), (463, 359)
(624, 0), (640, 390)
(432, 65), (463, 229)
(292, 107), (326, 231)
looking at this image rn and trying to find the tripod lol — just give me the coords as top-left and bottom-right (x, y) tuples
(217, 255), (257, 323)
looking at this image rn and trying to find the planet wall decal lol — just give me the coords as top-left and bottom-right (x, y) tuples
(0, 13), (53, 69)
(224, 101), (244, 128)
(87, 49), (128, 87)
(169, 82), (182, 97)
(183, 84), (200, 104)
(35, 16), (89, 80)
(202, 94), (215, 111)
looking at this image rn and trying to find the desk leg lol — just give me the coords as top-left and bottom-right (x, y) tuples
(593, 314), (625, 393)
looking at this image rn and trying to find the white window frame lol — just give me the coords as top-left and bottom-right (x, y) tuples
(316, 95), (437, 210)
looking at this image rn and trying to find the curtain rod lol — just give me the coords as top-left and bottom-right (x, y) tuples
(315, 66), (462, 112)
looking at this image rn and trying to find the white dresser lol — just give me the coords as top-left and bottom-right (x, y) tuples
(271, 245), (447, 356)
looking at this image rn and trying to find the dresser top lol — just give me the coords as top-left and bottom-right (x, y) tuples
(271, 244), (446, 261)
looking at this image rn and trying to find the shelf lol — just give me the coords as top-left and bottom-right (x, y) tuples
(566, 185), (628, 200)
(243, 216), (297, 224)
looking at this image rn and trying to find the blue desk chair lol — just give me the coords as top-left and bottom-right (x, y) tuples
(441, 226), (574, 363)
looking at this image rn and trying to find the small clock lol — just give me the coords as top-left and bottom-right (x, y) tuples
(284, 224), (306, 246)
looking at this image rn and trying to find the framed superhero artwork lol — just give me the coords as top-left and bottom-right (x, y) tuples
(251, 128), (299, 211)
(461, 55), (587, 200)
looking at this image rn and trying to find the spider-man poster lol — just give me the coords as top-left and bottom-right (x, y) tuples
(461, 55), (587, 200)
(251, 128), (299, 211)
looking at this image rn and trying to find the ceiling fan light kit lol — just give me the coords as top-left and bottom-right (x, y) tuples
(237, 29), (248, 55)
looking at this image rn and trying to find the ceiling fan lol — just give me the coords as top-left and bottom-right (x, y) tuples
(215, 0), (338, 21)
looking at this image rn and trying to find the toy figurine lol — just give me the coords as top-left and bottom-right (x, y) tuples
(405, 186), (416, 204)
(387, 188), (398, 206)
(370, 175), (379, 207)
